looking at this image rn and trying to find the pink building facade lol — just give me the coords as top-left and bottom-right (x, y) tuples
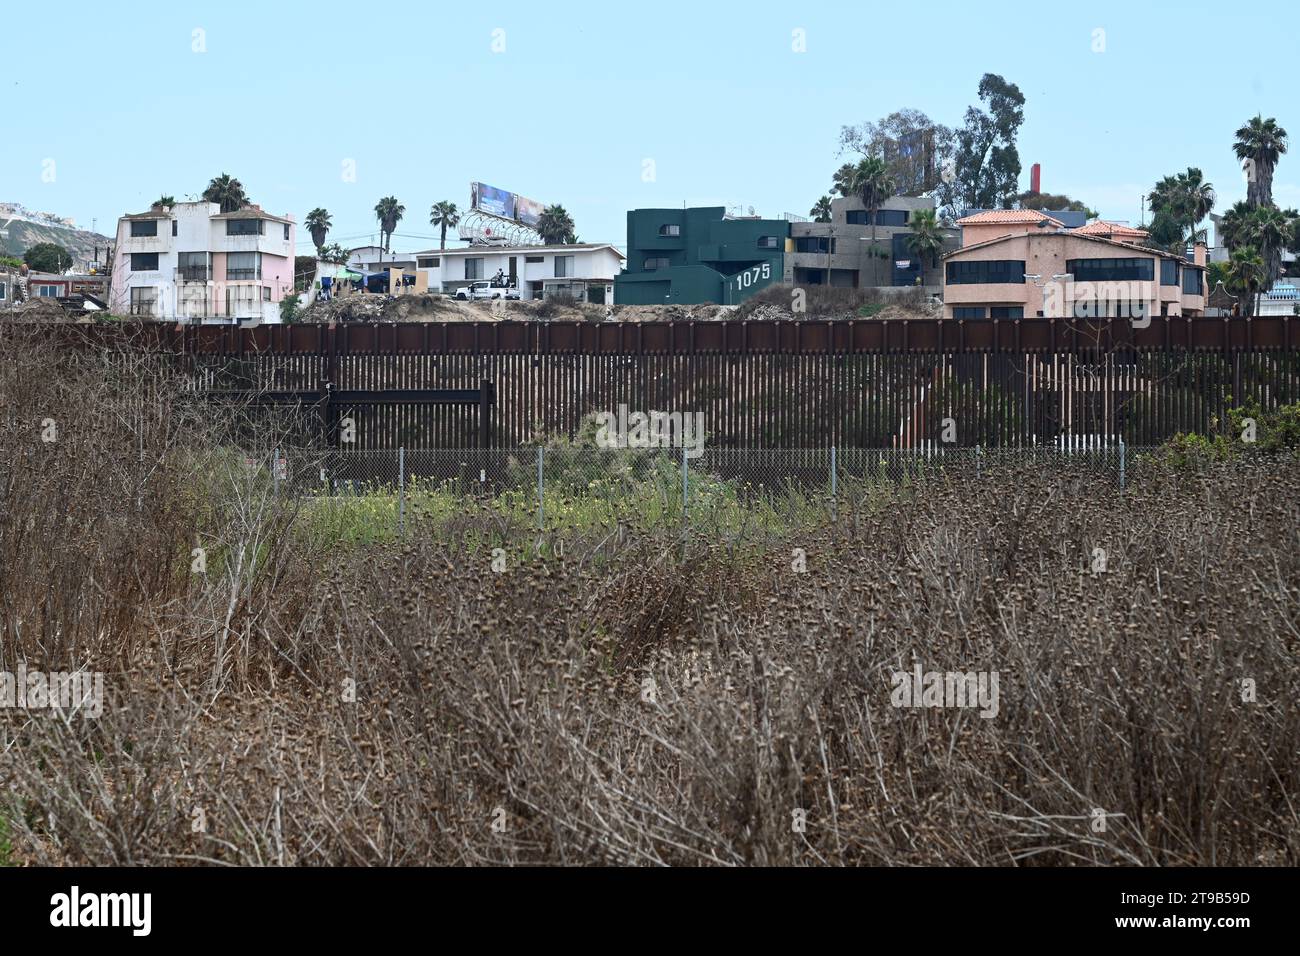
(109, 201), (296, 323)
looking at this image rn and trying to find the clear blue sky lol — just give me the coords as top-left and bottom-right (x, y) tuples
(1, 0), (1286, 251)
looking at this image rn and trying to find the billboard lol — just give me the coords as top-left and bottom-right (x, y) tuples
(471, 182), (544, 227)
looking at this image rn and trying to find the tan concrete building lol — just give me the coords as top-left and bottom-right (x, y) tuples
(942, 211), (1206, 320)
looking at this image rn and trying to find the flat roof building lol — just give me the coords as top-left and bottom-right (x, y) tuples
(615, 207), (788, 305)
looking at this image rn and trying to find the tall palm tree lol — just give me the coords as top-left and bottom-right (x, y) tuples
(1234, 115), (1288, 208)
(373, 197), (405, 253)
(429, 201), (461, 250)
(906, 208), (946, 273)
(202, 173), (249, 213)
(1179, 167), (1216, 244)
(304, 208), (332, 255)
(809, 196), (833, 223)
(831, 163), (858, 198)
(1219, 200), (1254, 252)
(1243, 205), (1295, 285)
(1148, 168), (1215, 249)
(1226, 245), (1266, 315)
(536, 205), (576, 245)
(847, 156), (897, 286)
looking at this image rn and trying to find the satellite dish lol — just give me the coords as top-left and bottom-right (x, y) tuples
(748, 206), (755, 217)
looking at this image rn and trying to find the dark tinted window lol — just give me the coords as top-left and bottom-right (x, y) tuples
(1160, 259), (1179, 286)
(1066, 258), (1154, 282)
(953, 307), (986, 319)
(1182, 267), (1204, 295)
(945, 260), (1026, 284)
(990, 306), (1024, 318)
(130, 220), (158, 237)
(130, 252), (159, 271)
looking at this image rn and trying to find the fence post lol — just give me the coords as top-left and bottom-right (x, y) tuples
(536, 445), (544, 531)
(398, 446), (406, 534)
(1119, 438), (1126, 491)
(976, 444), (982, 479)
(830, 445), (837, 508)
(681, 445), (689, 544)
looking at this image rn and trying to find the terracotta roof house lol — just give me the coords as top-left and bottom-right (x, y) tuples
(942, 223), (1207, 320)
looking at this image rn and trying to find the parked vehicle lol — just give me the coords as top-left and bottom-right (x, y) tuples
(456, 280), (520, 301)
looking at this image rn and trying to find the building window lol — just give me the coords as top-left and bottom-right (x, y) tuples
(794, 237), (835, 254)
(643, 257), (671, 271)
(658, 224), (681, 237)
(846, 210), (909, 227)
(945, 260), (1026, 284)
(226, 252), (261, 281)
(1182, 267), (1204, 296)
(757, 236), (780, 249)
(283, 223), (290, 241)
(953, 307), (986, 319)
(555, 255), (575, 278)
(130, 287), (157, 316)
(226, 218), (263, 236)
(525, 256), (544, 264)
(417, 257), (440, 268)
(465, 258), (484, 280)
(36, 285), (60, 297)
(172, 221), (178, 237)
(1160, 259), (1179, 286)
(262, 287), (272, 301)
(130, 252), (159, 271)
(130, 220), (158, 238)
(990, 306), (1024, 318)
(0, 281), (7, 300)
(177, 252), (208, 281)
(1066, 258), (1155, 282)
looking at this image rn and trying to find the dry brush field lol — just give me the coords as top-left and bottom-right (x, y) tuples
(1, 330), (1297, 866)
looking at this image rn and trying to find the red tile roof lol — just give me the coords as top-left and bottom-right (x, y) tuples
(1075, 220), (1149, 238)
(955, 210), (1065, 226)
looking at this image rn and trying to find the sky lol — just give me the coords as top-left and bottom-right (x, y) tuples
(0, 0), (1288, 254)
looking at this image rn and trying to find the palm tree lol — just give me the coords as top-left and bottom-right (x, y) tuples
(1226, 245), (1266, 315)
(373, 197), (405, 253)
(1234, 115), (1288, 208)
(906, 208), (946, 275)
(428, 201), (461, 250)
(536, 205), (576, 245)
(154, 195), (176, 208)
(202, 174), (249, 213)
(831, 163), (858, 198)
(846, 156), (897, 286)
(1243, 205), (1295, 286)
(810, 196), (833, 223)
(1219, 200), (1254, 252)
(1179, 167), (1216, 244)
(1148, 168), (1215, 249)
(305, 208), (332, 255)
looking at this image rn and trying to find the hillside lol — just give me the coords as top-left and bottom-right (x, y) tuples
(0, 204), (112, 270)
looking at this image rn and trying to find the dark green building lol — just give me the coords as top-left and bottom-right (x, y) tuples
(615, 207), (789, 305)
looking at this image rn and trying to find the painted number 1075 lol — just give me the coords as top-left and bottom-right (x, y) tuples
(735, 263), (771, 290)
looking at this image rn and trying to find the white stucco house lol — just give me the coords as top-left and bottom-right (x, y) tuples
(109, 201), (296, 323)
(412, 243), (625, 302)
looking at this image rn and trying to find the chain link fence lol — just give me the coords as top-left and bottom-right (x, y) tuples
(256, 444), (1149, 539)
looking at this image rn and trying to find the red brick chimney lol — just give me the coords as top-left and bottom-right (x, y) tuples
(1030, 163), (1041, 195)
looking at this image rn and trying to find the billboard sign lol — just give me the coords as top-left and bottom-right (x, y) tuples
(471, 182), (545, 227)
(514, 195), (544, 228)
